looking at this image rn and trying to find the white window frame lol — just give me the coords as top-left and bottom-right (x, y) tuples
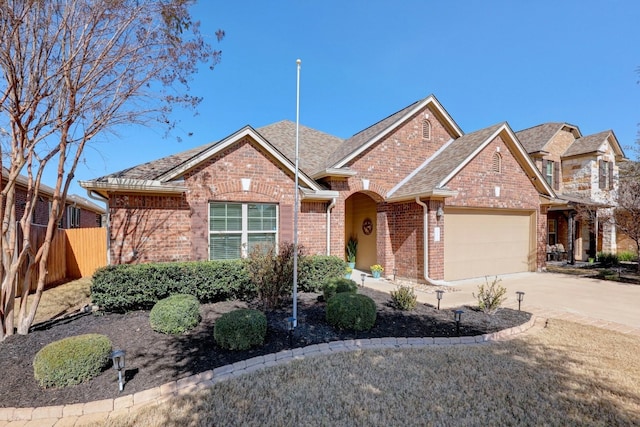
(66, 206), (81, 228)
(545, 161), (554, 186)
(208, 202), (278, 260)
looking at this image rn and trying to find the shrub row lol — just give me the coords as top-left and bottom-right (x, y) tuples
(92, 256), (347, 312)
(91, 260), (254, 312)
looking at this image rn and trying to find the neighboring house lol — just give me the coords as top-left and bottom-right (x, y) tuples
(81, 94), (559, 282)
(2, 168), (106, 229)
(516, 123), (627, 262)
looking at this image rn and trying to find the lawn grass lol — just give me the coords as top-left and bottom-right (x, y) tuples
(15, 277), (92, 325)
(107, 320), (640, 426)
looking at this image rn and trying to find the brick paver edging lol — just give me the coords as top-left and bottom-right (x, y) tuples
(0, 317), (538, 423)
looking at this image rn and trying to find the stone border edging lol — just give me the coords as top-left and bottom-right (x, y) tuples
(0, 316), (538, 423)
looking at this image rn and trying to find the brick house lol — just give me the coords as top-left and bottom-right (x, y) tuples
(516, 123), (627, 262)
(3, 169), (105, 229)
(81, 95), (558, 282)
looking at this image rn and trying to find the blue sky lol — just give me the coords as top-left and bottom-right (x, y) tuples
(69, 0), (640, 199)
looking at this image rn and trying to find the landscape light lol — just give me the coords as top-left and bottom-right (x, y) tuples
(110, 349), (126, 392)
(516, 291), (525, 311)
(286, 316), (295, 348)
(360, 273), (366, 287)
(393, 268), (398, 281)
(454, 310), (464, 336)
(436, 290), (444, 310)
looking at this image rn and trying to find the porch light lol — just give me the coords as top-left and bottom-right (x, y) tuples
(436, 206), (444, 220)
(436, 290), (444, 310)
(360, 273), (366, 287)
(454, 310), (464, 336)
(516, 291), (525, 311)
(110, 350), (126, 392)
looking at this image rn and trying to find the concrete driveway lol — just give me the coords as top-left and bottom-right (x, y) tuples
(363, 271), (640, 331)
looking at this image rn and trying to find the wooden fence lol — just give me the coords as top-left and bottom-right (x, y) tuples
(17, 224), (107, 291)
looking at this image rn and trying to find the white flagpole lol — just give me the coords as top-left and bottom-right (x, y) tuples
(293, 59), (301, 328)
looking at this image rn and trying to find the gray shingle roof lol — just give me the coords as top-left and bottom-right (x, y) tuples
(94, 142), (212, 182)
(390, 123), (505, 199)
(324, 99), (422, 167)
(256, 120), (344, 176)
(562, 130), (611, 157)
(515, 123), (565, 153)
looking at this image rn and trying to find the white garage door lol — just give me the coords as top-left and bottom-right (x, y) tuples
(444, 209), (534, 281)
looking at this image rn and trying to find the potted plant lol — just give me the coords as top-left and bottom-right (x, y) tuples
(370, 264), (384, 279)
(345, 236), (358, 268)
(344, 266), (353, 279)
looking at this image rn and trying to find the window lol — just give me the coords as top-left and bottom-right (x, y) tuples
(422, 119), (431, 140)
(542, 159), (560, 190)
(492, 153), (502, 173)
(548, 219), (557, 245)
(599, 160), (612, 190)
(66, 206), (81, 228)
(209, 202), (277, 260)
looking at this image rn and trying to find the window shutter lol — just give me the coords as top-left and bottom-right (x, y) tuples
(608, 162), (613, 190)
(599, 161), (605, 189)
(279, 204), (293, 245)
(553, 161), (560, 190)
(541, 159), (547, 174)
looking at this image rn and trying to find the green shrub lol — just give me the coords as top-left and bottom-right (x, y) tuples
(326, 293), (377, 332)
(91, 260), (254, 312)
(246, 242), (304, 309)
(214, 309), (267, 350)
(149, 294), (201, 334)
(299, 255), (348, 292)
(617, 251), (636, 262)
(473, 276), (507, 315)
(390, 285), (418, 311)
(322, 277), (357, 301)
(33, 334), (112, 388)
(597, 252), (619, 268)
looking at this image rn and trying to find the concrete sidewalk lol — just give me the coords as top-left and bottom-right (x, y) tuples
(360, 271), (640, 329)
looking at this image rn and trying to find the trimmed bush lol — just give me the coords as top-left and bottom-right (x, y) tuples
(597, 252), (619, 268)
(91, 260), (254, 312)
(322, 278), (357, 302)
(150, 294), (201, 334)
(246, 243), (302, 309)
(299, 255), (348, 292)
(326, 293), (376, 332)
(214, 309), (267, 350)
(33, 334), (112, 388)
(390, 285), (418, 311)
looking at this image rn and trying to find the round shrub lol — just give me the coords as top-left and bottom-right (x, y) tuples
(150, 294), (201, 335)
(322, 277), (357, 302)
(33, 334), (112, 388)
(214, 309), (267, 350)
(326, 293), (377, 332)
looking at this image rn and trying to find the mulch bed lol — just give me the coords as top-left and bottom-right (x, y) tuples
(0, 287), (531, 408)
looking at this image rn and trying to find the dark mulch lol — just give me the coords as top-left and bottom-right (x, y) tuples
(0, 287), (530, 408)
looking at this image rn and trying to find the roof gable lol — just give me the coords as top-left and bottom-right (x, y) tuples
(388, 123), (555, 201)
(562, 130), (626, 159)
(328, 94), (464, 168)
(516, 122), (581, 153)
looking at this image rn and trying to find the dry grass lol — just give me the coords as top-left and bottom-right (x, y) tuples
(107, 321), (640, 426)
(16, 277), (92, 325)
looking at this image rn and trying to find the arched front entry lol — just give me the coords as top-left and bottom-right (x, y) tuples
(345, 192), (377, 271)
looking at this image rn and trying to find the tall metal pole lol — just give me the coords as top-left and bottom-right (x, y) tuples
(292, 59), (301, 328)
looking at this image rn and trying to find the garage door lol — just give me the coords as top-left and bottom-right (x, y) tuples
(444, 209), (534, 281)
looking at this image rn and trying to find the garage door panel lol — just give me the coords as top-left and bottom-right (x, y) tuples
(444, 210), (532, 281)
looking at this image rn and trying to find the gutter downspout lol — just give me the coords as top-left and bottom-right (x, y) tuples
(415, 197), (441, 286)
(86, 190), (110, 265)
(326, 198), (336, 255)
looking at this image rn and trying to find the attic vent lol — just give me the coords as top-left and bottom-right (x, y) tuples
(492, 152), (502, 173)
(422, 119), (431, 140)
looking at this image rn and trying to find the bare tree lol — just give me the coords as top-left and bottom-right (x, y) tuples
(0, 0), (223, 341)
(615, 161), (640, 270)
